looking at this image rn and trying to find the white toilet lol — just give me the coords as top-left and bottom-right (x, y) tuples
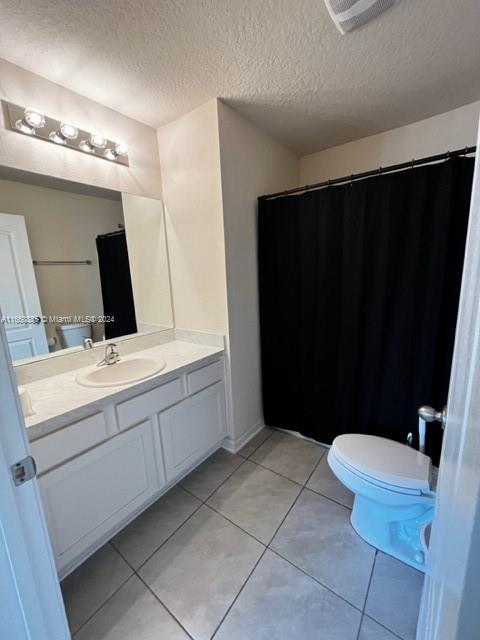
(55, 322), (92, 349)
(328, 433), (435, 572)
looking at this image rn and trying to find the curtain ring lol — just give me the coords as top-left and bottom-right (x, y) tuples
(464, 146), (469, 156)
(378, 166), (382, 175)
(446, 150), (451, 160)
(350, 175), (354, 186)
(411, 159), (415, 170)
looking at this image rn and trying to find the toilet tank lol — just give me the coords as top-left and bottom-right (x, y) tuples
(55, 322), (92, 348)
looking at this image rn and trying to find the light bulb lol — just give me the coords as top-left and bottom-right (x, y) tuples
(104, 148), (117, 161)
(89, 133), (106, 149)
(79, 140), (94, 153)
(24, 108), (45, 129)
(15, 119), (35, 135)
(49, 131), (66, 145)
(60, 122), (78, 139)
(114, 142), (128, 156)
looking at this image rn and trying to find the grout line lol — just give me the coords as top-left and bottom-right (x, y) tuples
(362, 550), (378, 612)
(239, 429), (275, 458)
(210, 468), (309, 639)
(266, 484), (306, 547)
(267, 544), (365, 616)
(210, 546), (268, 639)
(245, 456), (305, 486)
(201, 457), (248, 502)
(70, 569), (136, 637)
(181, 455), (248, 504)
(203, 502), (268, 547)
(113, 451), (250, 575)
(355, 613), (365, 640)
(361, 614), (405, 640)
(115, 499), (204, 573)
(304, 448), (326, 486)
(134, 572), (196, 640)
(113, 538), (196, 639)
(303, 484), (353, 511)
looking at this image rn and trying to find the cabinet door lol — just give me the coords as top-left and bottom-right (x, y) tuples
(40, 420), (159, 576)
(159, 382), (227, 482)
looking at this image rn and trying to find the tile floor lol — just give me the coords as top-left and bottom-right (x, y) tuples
(61, 429), (423, 640)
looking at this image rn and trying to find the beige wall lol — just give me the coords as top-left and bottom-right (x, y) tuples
(0, 178), (124, 345)
(0, 59), (162, 198)
(122, 193), (173, 331)
(300, 102), (480, 185)
(157, 100), (229, 335)
(217, 101), (298, 443)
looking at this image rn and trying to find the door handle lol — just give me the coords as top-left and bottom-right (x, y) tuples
(418, 405), (447, 430)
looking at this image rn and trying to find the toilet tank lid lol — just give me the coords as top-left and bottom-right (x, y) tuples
(331, 434), (432, 492)
(55, 322), (91, 331)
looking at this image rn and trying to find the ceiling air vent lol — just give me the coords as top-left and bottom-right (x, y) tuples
(324, 0), (398, 34)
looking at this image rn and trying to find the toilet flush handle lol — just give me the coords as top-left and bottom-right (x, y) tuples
(418, 405), (447, 430)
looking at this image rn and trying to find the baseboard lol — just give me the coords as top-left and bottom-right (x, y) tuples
(222, 420), (265, 454)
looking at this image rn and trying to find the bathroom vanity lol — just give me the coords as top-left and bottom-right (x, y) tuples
(23, 340), (227, 578)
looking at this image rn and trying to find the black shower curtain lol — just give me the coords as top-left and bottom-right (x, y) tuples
(258, 158), (474, 463)
(96, 230), (137, 340)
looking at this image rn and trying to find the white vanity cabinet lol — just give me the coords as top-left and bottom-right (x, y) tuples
(160, 382), (227, 481)
(34, 355), (227, 577)
(40, 419), (159, 573)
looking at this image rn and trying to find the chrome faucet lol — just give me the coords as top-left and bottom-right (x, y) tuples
(97, 343), (120, 366)
(83, 337), (94, 350)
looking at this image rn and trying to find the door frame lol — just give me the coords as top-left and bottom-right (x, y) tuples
(417, 123), (480, 638)
(0, 315), (70, 639)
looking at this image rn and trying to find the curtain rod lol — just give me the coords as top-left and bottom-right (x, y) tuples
(259, 145), (477, 201)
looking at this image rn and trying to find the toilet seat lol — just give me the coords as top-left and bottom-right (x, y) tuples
(331, 434), (432, 494)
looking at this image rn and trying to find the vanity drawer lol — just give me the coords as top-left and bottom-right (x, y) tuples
(187, 360), (223, 395)
(116, 377), (183, 430)
(31, 412), (109, 475)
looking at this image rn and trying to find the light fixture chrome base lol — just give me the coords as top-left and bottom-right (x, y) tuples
(2, 101), (129, 166)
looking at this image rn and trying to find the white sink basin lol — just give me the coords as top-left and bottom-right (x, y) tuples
(76, 357), (166, 388)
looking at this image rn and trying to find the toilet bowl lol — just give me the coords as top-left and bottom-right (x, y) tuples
(328, 434), (435, 572)
(55, 322), (92, 348)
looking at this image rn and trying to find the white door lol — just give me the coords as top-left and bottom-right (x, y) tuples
(0, 212), (49, 360)
(0, 315), (70, 639)
(417, 126), (480, 638)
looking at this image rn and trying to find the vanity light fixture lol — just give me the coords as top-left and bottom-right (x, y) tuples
(23, 108), (45, 129)
(89, 132), (107, 149)
(60, 122), (78, 139)
(14, 119), (36, 135)
(14, 107), (45, 135)
(3, 101), (129, 166)
(49, 130), (67, 145)
(104, 142), (129, 161)
(78, 140), (95, 154)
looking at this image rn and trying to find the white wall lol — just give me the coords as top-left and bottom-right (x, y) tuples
(217, 101), (298, 445)
(0, 59), (162, 198)
(122, 193), (173, 331)
(157, 99), (299, 446)
(300, 102), (480, 185)
(157, 100), (229, 335)
(0, 178), (124, 346)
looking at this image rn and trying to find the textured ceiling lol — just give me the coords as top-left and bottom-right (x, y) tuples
(0, 0), (479, 155)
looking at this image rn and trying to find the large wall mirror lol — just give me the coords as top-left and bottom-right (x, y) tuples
(0, 166), (173, 364)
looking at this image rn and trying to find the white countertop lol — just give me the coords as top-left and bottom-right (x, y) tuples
(23, 340), (224, 441)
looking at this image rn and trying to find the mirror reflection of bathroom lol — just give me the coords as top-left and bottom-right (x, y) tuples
(0, 167), (173, 363)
